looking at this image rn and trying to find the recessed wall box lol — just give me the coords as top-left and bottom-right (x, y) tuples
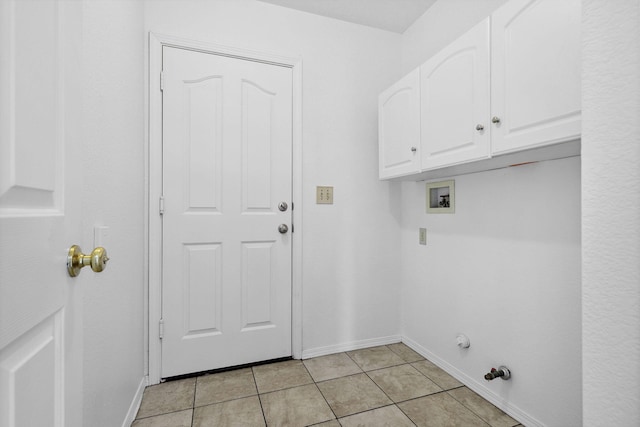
(426, 180), (455, 214)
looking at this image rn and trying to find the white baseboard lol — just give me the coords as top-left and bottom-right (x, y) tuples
(401, 336), (544, 427)
(301, 335), (402, 359)
(122, 376), (148, 427)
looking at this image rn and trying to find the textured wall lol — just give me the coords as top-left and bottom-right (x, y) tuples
(82, 1), (146, 426)
(582, 0), (640, 425)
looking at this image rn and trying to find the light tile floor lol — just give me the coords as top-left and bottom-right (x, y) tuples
(133, 343), (522, 426)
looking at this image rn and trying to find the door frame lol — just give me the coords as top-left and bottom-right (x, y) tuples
(146, 32), (303, 385)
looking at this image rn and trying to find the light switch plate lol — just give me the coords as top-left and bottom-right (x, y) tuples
(419, 228), (427, 245)
(316, 186), (333, 204)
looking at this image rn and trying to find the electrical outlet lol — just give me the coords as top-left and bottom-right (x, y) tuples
(419, 228), (427, 245)
(316, 186), (333, 204)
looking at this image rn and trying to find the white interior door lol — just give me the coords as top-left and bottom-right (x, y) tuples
(161, 46), (293, 378)
(0, 1), (83, 426)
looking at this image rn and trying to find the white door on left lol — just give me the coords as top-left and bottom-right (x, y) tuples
(0, 1), (84, 426)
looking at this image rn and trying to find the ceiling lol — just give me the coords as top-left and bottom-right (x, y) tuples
(257, 0), (437, 33)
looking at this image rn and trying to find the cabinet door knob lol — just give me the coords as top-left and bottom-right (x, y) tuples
(476, 124), (484, 131)
(492, 116), (501, 124)
(410, 147), (417, 153)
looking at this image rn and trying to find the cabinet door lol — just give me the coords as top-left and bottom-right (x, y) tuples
(491, 0), (581, 154)
(420, 18), (491, 170)
(379, 69), (421, 179)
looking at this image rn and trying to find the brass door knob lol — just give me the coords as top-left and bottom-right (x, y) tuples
(67, 245), (110, 277)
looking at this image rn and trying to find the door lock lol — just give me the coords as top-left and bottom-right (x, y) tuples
(278, 202), (288, 212)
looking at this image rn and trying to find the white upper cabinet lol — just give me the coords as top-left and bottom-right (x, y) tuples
(490, 0), (581, 154)
(378, 0), (581, 180)
(378, 68), (421, 179)
(420, 18), (491, 170)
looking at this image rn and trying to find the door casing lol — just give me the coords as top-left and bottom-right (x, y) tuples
(147, 32), (303, 385)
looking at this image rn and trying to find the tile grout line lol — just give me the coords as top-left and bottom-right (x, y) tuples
(251, 366), (269, 427)
(390, 344), (521, 427)
(356, 345), (466, 426)
(360, 366), (418, 427)
(305, 386), (339, 426)
(133, 408), (194, 422)
(312, 351), (399, 424)
(444, 388), (502, 427)
(253, 361), (315, 396)
(347, 347), (403, 406)
(387, 348), (489, 426)
(387, 345), (477, 427)
(346, 349), (419, 426)
(191, 377), (197, 427)
(192, 390), (262, 408)
(301, 359), (340, 424)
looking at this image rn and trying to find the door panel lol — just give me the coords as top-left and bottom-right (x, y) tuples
(0, 1), (82, 426)
(243, 80), (276, 211)
(184, 77), (223, 211)
(162, 47), (292, 378)
(241, 241), (276, 329)
(0, 312), (63, 427)
(183, 244), (222, 337)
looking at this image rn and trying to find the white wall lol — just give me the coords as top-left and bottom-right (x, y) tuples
(582, 0), (640, 425)
(399, 1), (582, 425)
(400, 159), (581, 426)
(144, 0), (404, 355)
(81, 1), (146, 425)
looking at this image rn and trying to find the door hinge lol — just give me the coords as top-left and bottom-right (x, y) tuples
(160, 71), (164, 91)
(159, 196), (165, 215)
(159, 318), (164, 340)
